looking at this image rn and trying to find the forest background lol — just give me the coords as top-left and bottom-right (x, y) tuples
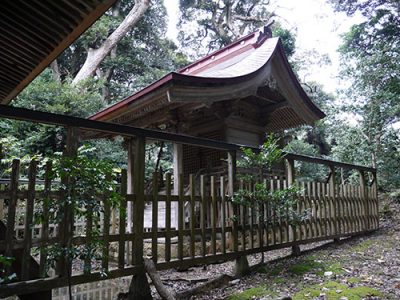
(0, 0), (398, 190)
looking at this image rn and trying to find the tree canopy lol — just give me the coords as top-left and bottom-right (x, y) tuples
(0, 0), (399, 190)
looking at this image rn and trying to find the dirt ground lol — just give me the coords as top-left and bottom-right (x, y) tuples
(149, 193), (400, 300)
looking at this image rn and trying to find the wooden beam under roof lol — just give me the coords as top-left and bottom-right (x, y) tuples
(0, 0), (117, 104)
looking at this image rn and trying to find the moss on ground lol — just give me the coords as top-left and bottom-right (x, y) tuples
(346, 277), (362, 284)
(292, 281), (382, 300)
(351, 239), (374, 252)
(273, 277), (286, 284)
(258, 256), (343, 277)
(225, 286), (277, 300)
(288, 259), (324, 275)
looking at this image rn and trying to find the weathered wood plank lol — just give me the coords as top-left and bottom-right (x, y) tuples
(21, 159), (37, 280)
(200, 175), (207, 257)
(211, 176), (217, 255)
(178, 173), (184, 260)
(152, 171), (159, 263)
(228, 151), (238, 253)
(101, 173), (111, 272)
(220, 176), (226, 254)
(5, 159), (20, 274)
(39, 161), (52, 277)
(189, 174), (196, 258)
(118, 169), (127, 269)
(165, 173), (172, 262)
(84, 202), (93, 275)
(132, 136), (146, 266)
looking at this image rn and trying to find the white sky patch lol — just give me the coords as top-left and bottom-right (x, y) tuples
(164, 0), (364, 93)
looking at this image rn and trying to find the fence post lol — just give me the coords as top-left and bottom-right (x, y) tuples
(127, 136), (152, 299)
(286, 158), (300, 256)
(57, 126), (78, 277)
(229, 150), (249, 276)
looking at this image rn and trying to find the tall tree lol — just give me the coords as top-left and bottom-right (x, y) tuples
(72, 0), (150, 84)
(328, 0), (400, 187)
(177, 0), (295, 58)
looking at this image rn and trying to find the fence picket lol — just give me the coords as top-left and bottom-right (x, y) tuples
(211, 176), (217, 255)
(39, 161), (52, 277)
(118, 169), (127, 269)
(189, 174), (195, 258)
(5, 159), (20, 275)
(165, 173), (172, 262)
(200, 175), (207, 257)
(21, 159), (37, 280)
(220, 176), (226, 254)
(152, 172), (159, 263)
(178, 174), (184, 260)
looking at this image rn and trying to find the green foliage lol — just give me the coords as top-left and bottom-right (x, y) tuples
(38, 145), (123, 274)
(272, 24), (296, 58)
(329, 0), (400, 189)
(178, 0), (296, 58)
(232, 136), (307, 225)
(59, 0), (188, 103)
(238, 135), (283, 171)
(0, 70), (104, 156)
(0, 255), (16, 284)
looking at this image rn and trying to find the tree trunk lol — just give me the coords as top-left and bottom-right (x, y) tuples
(50, 60), (61, 82)
(72, 0), (150, 85)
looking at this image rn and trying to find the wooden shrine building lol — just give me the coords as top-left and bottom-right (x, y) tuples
(91, 26), (325, 189)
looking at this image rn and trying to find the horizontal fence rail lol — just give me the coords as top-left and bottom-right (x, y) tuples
(0, 159), (379, 297)
(0, 105), (378, 297)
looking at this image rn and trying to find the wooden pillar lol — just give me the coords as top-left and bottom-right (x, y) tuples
(128, 136), (152, 299)
(286, 158), (299, 255)
(57, 126), (79, 277)
(173, 143), (183, 229)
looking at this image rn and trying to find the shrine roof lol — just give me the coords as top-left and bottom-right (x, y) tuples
(90, 26), (325, 131)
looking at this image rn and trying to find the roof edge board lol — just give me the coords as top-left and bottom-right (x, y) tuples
(1, 0), (117, 105)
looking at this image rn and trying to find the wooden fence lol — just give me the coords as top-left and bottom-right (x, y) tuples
(0, 105), (379, 298)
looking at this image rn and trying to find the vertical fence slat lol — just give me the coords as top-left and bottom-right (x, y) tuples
(5, 159), (19, 274)
(258, 182), (264, 249)
(220, 176), (226, 254)
(84, 203), (93, 275)
(228, 151), (238, 253)
(321, 183), (327, 237)
(328, 166), (337, 237)
(372, 171), (379, 229)
(264, 179), (269, 246)
(21, 159), (37, 280)
(165, 173), (171, 262)
(270, 179), (277, 245)
(211, 176), (217, 255)
(200, 175), (206, 257)
(102, 190), (111, 272)
(39, 161), (52, 277)
(178, 173), (184, 260)
(152, 171), (159, 263)
(189, 174), (195, 258)
(118, 169), (127, 269)
(240, 180), (246, 251)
